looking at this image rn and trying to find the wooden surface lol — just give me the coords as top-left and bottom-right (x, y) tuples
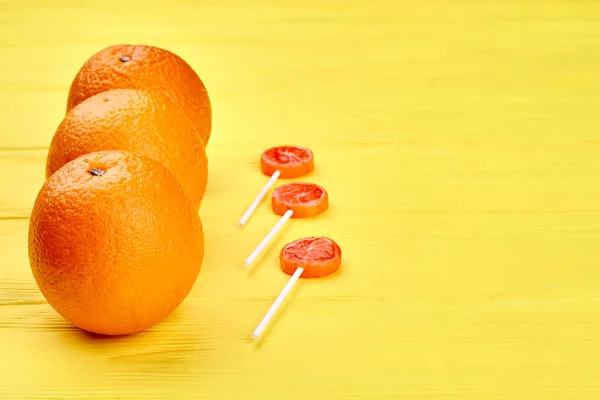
(1, 1), (600, 398)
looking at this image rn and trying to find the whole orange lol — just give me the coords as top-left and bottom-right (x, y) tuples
(28, 150), (204, 336)
(66, 44), (212, 145)
(47, 88), (208, 211)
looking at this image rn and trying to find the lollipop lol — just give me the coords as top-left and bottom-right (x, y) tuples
(238, 145), (314, 227)
(252, 237), (342, 340)
(244, 182), (329, 267)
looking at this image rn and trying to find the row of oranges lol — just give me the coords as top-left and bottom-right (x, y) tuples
(28, 44), (212, 335)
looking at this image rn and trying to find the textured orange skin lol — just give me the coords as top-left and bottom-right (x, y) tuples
(66, 44), (212, 145)
(260, 146), (314, 178)
(29, 150), (204, 336)
(271, 182), (329, 218)
(48, 89), (208, 211)
(280, 237), (342, 278)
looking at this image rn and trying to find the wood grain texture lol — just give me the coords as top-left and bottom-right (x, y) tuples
(1, 0), (600, 398)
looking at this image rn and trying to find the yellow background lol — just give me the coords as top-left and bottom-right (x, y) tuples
(1, 1), (600, 398)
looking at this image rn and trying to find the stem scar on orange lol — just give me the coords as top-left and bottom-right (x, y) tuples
(46, 88), (208, 211)
(66, 44), (212, 145)
(29, 150), (204, 336)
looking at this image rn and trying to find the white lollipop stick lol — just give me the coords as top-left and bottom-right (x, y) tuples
(252, 267), (304, 340)
(244, 209), (294, 267)
(238, 170), (281, 227)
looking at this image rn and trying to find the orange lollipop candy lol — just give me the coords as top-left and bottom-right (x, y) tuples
(238, 146), (314, 227)
(271, 182), (328, 218)
(280, 237), (342, 278)
(261, 145), (314, 178)
(244, 183), (329, 267)
(252, 237), (342, 340)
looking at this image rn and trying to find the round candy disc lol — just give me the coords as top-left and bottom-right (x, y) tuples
(280, 237), (342, 278)
(261, 145), (314, 178)
(271, 182), (328, 218)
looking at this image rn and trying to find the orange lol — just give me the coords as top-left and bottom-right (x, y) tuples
(272, 182), (329, 218)
(47, 88), (208, 211)
(261, 145), (314, 178)
(28, 150), (204, 336)
(280, 237), (342, 278)
(66, 44), (212, 145)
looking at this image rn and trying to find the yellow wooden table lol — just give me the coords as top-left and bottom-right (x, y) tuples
(2, 1), (600, 398)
